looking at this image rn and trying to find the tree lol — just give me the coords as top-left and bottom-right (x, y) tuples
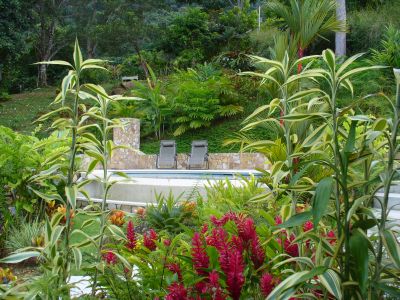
(0, 0), (31, 85)
(33, 0), (70, 86)
(267, 0), (345, 70)
(335, 0), (347, 56)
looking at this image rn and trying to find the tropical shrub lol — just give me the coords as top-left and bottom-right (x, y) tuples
(168, 64), (243, 136)
(131, 65), (171, 140)
(5, 219), (44, 253)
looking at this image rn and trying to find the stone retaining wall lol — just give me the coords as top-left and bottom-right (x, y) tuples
(110, 118), (268, 170)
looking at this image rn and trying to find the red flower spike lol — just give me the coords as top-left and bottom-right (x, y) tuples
(126, 220), (137, 250)
(231, 235), (244, 253)
(303, 220), (314, 232)
(102, 251), (117, 265)
(191, 232), (209, 276)
(236, 217), (257, 243)
(219, 249), (245, 300)
(208, 270), (227, 300)
(275, 216), (282, 225)
(284, 234), (299, 257)
(250, 236), (265, 269)
(206, 227), (229, 251)
(167, 263), (183, 282)
(327, 230), (336, 245)
(260, 272), (275, 297)
(165, 282), (188, 300)
(164, 239), (171, 247)
(201, 223), (208, 234)
(143, 229), (158, 251)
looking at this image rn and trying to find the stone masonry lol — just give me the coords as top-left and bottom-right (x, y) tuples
(110, 118), (269, 170)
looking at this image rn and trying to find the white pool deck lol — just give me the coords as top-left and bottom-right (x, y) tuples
(78, 169), (263, 207)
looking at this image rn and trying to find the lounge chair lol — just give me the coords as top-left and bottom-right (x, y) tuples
(187, 140), (209, 169)
(157, 140), (177, 169)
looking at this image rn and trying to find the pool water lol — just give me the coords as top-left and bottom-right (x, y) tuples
(121, 170), (262, 180)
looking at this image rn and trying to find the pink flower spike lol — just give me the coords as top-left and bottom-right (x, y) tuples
(102, 251), (117, 265)
(143, 229), (158, 251)
(191, 232), (209, 276)
(303, 220), (314, 232)
(165, 282), (188, 300)
(126, 220), (137, 250)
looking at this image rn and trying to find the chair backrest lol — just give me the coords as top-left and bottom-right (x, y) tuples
(188, 140), (208, 168)
(158, 140), (176, 168)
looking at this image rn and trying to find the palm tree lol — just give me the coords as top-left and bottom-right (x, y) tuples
(267, 0), (345, 70)
(335, 0), (347, 56)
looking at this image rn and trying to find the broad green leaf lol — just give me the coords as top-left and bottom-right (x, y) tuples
(276, 211), (312, 229)
(344, 120), (357, 153)
(349, 229), (369, 294)
(72, 247), (82, 270)
(302, 123), (328, 148)
(51, 226), (64, 245)
(318, 269), (342, 299)
(65, 185), (77, 210)
(382, 229), (400, 268)
(312, 177), (334, 226)
(34, 60), (73, 68)
(322, 49), (336, 73)
(73, 39), (83, 71)
(0, 251), (40, 264)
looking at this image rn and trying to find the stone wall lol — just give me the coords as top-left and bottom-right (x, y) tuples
(110, 118), (269, 170)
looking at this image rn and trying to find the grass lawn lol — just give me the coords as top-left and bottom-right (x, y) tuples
(0, 87), (56, 134)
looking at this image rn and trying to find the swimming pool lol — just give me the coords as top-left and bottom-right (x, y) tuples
(79, 169), (263, 209)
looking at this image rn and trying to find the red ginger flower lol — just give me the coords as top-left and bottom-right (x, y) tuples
(284, 234), (299, 257)
(143, 229), (157, 251)
(303, 220), (314, 232)
(236, 217), (257, 243)
(167, 263), (183, 282)
(164, 239), (171, 247)
(210, 212), (241, 227)
(126, 220), (137, 250)
(275, 215), (282, 225)
(250, 235), (265, 269)
(206, 227), (229, 251)
(219, 249), (245, 300)
(103, 251), (117, 265)
(165, 282), (188, 300)
(208, 270), (227, 300)
(191, 232), (209, 276)
(326, 230), (336, 245)
(260, 272), (280, 297)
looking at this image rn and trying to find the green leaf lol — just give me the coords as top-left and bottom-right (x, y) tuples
(276, 211), (312, 229)
(312, 177), (334, 226)
(0, 251), (40, 264)
(34, 60), (73, 68)
(72, 247), (82, 270)
(267, 266), (327, 300)
(318, 269), (342, 299)
(344, 120), (357, 153)
(73, 39), (83, 71)
(65, 185), (77, 210)
(382, 229), (400, 269)
(349, 229), (369, 294)
(51, 226), (64, 245)
(302, 123), (328, 148)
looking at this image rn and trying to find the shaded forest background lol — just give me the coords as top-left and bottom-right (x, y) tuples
(1, 0), (400, 94)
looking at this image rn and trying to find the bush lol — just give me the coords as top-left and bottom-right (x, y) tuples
(348, 0), (400, 54)
(0, 91), (11, 102)
(167, 64), (243, 135)
(5, 219), (44, 253)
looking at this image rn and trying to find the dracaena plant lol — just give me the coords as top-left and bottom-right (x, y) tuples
(0, 40), (137, 297)
(232, 52), (330, 213)
(268, 50), (400, 298)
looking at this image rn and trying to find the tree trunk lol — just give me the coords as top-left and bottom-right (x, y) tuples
(335, 0), (347, 57)
(133, 42), (150, 80)
(38, 64), (48, 87)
